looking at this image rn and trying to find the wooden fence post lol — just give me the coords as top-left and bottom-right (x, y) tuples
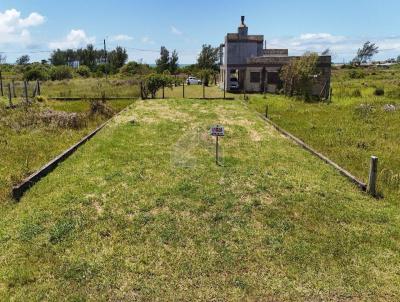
(24, 81), (28, 102)
(37, 80), (41, 96)
(162, 85), (165, 99)
(182, 82), (185, 98)
(367, 156), (378, 197)
(0, 71), (3, 97)
(265, 104), (269, 118)
(12, 80), (16, 98)
(203, 84), (205, 99)
(32, 82), (38, 98)
(7, 83), (13, 107)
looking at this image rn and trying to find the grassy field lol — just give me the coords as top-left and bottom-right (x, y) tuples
(1, 78), (238, 100)
(155, 83), (237, 99)
(0, 98), (134, 203)
(248, 66), (400, 202)
(1, 78), (141, 99)
(1, 99), (399, 300)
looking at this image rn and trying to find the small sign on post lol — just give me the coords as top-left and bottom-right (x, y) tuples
(211, 125), (224, 165)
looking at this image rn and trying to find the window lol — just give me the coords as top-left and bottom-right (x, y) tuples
(250, 72), (260, 83)
(267, 72), (280, 85)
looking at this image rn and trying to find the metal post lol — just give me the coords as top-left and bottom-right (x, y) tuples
(367, 156), (378, 197)
(216, 136), (219, 165)
(223, 80), (226, 100)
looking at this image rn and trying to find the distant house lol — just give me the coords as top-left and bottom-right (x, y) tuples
(68, 60), (80, 69)
(219, 16), (332, 98)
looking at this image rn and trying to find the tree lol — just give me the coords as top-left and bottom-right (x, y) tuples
(156, 46), (170, 73)
(49, 66), (73, 81)
(76, 65), (91, 77)
(109, 46), (128, 71)
(169, 50), (179, 74)
(120, 61), (151, 76)
(353, 41), (379, 65)
(280, 52), (319, 100)
(197, 44), (219, 70)
(23, 63), (49, 81)
(16, 55), (30, 65)
(0, 54), (6, 64)
(81, 44), (97, 70)
(50, 49), (67, 66)
(321, 48), (331, 56)
(142, 73), (174, 99)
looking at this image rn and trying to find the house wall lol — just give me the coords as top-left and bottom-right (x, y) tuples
(245, 67), (263, 92)
(242, 56), (332, 97)
(225, 40), (263, 65)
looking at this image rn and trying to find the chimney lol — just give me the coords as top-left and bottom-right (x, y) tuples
(238, 16), (248, 36)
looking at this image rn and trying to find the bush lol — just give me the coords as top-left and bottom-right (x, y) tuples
(142, 74), (174, 99)
(89, 100), (114, 118)
(39, 109), (87, 129)
(35, 96), (47, 103)
(348, 69), (365, 79)
(374, 88), (385, 96)
(120, 61), (151, 76)
(76, 65), (91, 78)
(49, 66), (73, 81)
(23, 64), (49, 81)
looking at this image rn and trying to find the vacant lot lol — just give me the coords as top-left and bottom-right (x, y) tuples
(249, 66), (400, 201)
(0, 98), (134, 202)
(1, 99), (399, 300)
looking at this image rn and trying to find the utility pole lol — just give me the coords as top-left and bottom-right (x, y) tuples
(104, 39), (108, 80)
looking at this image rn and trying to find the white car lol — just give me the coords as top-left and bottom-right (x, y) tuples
(186, 76), (202, 85)
(229, 78), (239, 90)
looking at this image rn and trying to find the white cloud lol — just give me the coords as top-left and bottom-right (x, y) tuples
(299, 33), (345, 44)
(141, 36), (155, 45)
(49, 29), (95, 49)
(171, 25), (182, 36)
(111, 34), (133, 42)
(267, 33), (400, 61)
(0, 9), (45, 44)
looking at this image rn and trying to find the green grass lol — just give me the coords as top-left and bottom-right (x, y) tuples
(1, 99), (399, 300)
(155, 83), (237, 99)
(1, 78), (141, 99)
(0, 99), (135, 202)
(248, 66), (400, 202)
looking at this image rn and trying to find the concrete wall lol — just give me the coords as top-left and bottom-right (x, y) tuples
(244, 67), (262, 92)
(225, 40), (263, 65)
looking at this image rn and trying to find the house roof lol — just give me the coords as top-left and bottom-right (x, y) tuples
(226, 33), (263, 42)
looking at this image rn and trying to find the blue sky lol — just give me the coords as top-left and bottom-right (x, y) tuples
(1, 0), (400, 64)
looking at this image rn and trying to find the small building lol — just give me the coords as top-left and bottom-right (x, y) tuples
(220, 17), (331, 98)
